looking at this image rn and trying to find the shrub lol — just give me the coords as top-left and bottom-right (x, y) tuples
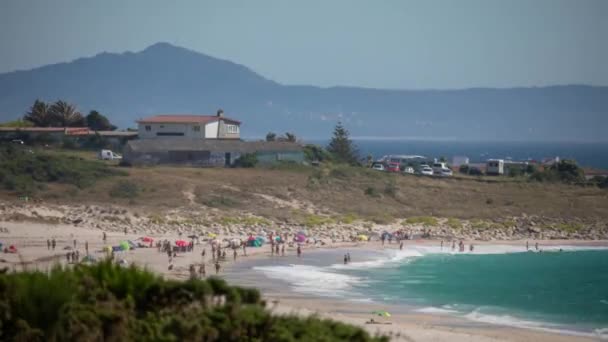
(109, 180), (139, 198)
(446, 218), (462, 229)
(384, 178), (398, 197)
(364, 186), (380, 197)
(404, 216), (438, 226)
(0, 262), (387, 341)
(234, 153), (258, 168)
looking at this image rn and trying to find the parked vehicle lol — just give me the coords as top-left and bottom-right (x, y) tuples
(371, 163), (385, 171)
(403, 166), (415, 174)
(419, 166), (434, 176)
(98, 149), (122, 160)
(432, 162), (448, 174)
(437, 168), (453, 176)
(11, 139), (24, 145)
(386, 163), (401, 172)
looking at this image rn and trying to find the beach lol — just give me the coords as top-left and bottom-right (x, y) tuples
(2, 217), (607, 341)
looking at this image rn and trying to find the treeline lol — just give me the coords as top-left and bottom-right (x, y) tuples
(4, 99), (117, 130)
(0, 261), (386, 341)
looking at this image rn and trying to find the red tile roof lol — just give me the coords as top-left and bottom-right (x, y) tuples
(137, 115), (240, 125)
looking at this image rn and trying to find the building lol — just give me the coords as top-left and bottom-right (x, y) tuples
(123, 139), (304, 166)
(137, 110), (240, 140)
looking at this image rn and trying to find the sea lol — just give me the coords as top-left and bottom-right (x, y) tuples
(303, 139), (608, 169)
(227, 246), (608, 339)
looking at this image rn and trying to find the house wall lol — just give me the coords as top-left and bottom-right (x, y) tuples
(256, 151), (304, 164)
(138, 123), (206, 139)
(218, 120), (240, 139)
(204, 121), (219, 139)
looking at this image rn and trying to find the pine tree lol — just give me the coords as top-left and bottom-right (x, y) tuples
(327, 122), (359, 165)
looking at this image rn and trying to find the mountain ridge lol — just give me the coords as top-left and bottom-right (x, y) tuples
(0, 42), (606, 141)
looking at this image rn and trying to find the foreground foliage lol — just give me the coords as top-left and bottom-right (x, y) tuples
(0, 261), (386, 342)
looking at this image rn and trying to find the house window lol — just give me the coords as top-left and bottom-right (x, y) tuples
(145, 125), (151, 131)
(192, 125), (201, 132)
(157, 132), (185, 136)
(226, 125), (238, 134)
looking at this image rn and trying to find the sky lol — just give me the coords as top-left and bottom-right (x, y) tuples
(0, 0), (607, 90)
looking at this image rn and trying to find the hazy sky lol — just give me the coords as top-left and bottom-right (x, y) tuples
(1, 0), (606, 89)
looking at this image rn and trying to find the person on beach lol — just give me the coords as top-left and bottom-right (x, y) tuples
(215, 261), (221, 274)
(347, 252), (351, 263)
(189, 264), (196, 279)
(199, 264), (206, 277)
(233, 249), (237, 261)
(85, 241), (88, 254)
(73, 239), (77, 248)
(102, 232), (107, 243)
(275, 243), (280, 255)
(297, 245), (302, 257)
(451, 241), (455, 251)
(66, 252), (71, 263)
(222, 250), (226, 259)
(526, 241), (529, 251)
(47, 239), (51, 250)
(381, 235), (386, 246)
(535, 242), (539, 251)
(400, 241), (404, 250)
(441, 240), (444, 249)
(52, 238), (56, 250)
(469, 244), (474, 252)
(124, 227), (127, 235)
(344, 254), (348, 264)
(281, 244), (285, 256)
(202, 248), (206, 259)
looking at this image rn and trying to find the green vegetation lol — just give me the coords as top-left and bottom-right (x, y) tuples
(234, 153), (258, 168)
(219, 216), (271, 227)
(199, 195), (240, 208)
(0, 119), (33, 127)
(326, 121), (360, 165)
(22, 99), (117, 130)
(109, 180), (140, 198)
(86, 110), (117, 131)
(530, 160), (585, 184)
(303, 144), (333, 163)
(302, 214), (336, 227)
(554, 222), (584, 233)
(0, 145), (125, 195)
(403, 216), (438, 226)
(0, 261), (385, 341)
(383, 178), (398, 197)
(446, 218), (462, 229)
(364, 186), (380, 197)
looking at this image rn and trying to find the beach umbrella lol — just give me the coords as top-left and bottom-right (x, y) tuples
(119, 241), (130, 251)
(372, 310), (391, 317)
(141, 237), (153, 243)
(295, 234), (306, 243)
(208, 233), (217, 238)
(357, 234), (368, 241)
(175, 240), (188, 247)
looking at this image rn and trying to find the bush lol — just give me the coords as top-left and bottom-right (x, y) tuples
(404, 216), (438, 226)
(384, 178), (397, 197)
(109, 180), (139, 198)
(364, 186), (380, 197)
(234, 153), (258, 168)
(0, 262), (387, 341)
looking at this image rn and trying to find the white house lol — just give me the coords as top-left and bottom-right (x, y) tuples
(137, 110), (240, 140)
(486, 159), (504, 175)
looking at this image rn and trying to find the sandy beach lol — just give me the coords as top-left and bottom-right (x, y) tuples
(1, 219), (606, 341)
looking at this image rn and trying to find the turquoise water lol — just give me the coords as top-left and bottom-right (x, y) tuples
(346, 250), (608, 333)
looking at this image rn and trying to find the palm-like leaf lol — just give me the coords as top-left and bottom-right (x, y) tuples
(24, 99), (51, 127)
(49, 100), (85, 127)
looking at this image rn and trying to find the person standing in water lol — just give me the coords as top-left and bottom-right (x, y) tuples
(451, 241), (456, 251)
(281, 244), (285, 256)
(297, 245), (302, 257)
(347, 252), (351, 263)
(233, 249), (237, 261)
(469, 244), (474, 252)
(215, 261), (221, 274)
(199, 264), (206, 278)
(47, 239), (51, 250)
(400, 241), (404, 250)
(441, 240), (444, 249)
(535, 242), (539, 251)
(526, 241), (529, 251)
(344, 254), (348, 264)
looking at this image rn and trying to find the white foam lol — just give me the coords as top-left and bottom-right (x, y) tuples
(330, 249), (422, 270)
(464, 309), (606, 339)
(416, 306), (459, 314)
(252, 264), (364, 297)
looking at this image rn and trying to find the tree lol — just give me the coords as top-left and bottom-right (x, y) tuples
(86, 110), (117, 131)
(327, 122), (359, 165)
(265, 132), (276, 142)
(0, 119), (34, 127)
(49, 100), (86, 127)
(24, 99), (51, 126)
(285, 132), (297, 142)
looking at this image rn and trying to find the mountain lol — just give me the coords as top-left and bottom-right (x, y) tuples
(0, 42), (606, 141)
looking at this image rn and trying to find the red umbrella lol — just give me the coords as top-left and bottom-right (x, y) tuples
(175, 240), (188, 247)
(142, 237), (153, 242)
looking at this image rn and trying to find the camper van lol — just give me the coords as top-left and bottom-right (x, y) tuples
(98, 149), (122, 160)
(486, 159), (504, 175)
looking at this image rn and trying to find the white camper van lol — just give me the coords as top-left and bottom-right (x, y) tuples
(98, 149), (122, 160)
(486, 159), (504, 175)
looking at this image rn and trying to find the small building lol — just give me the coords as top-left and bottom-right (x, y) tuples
(123, 139), (304, 167)
(486, 159), (504, 175)
(137, 110), (240, 140)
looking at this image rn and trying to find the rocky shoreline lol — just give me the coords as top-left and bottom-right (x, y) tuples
(1, 202), (607, 241)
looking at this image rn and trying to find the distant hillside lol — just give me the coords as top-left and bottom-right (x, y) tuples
(0, 42), (606, 141)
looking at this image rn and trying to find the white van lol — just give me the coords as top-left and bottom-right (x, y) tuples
(98, 149), (122, 160)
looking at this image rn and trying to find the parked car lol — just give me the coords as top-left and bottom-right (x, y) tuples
(419, 166), (434, 176)
(386, 163), (401, 172)
(11, 139), (24, 145)
(371, 163), (385, 171)
(403, 166), (415, 174)
(437, 168), (453, 176)
(98, 149), (122, 160)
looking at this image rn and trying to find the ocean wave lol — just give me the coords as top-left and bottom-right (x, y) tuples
(464, 309), (606, 339)
(416, 306), (459, 314)
(252, 264), (364, 297)
(329, 249), (423, 270)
